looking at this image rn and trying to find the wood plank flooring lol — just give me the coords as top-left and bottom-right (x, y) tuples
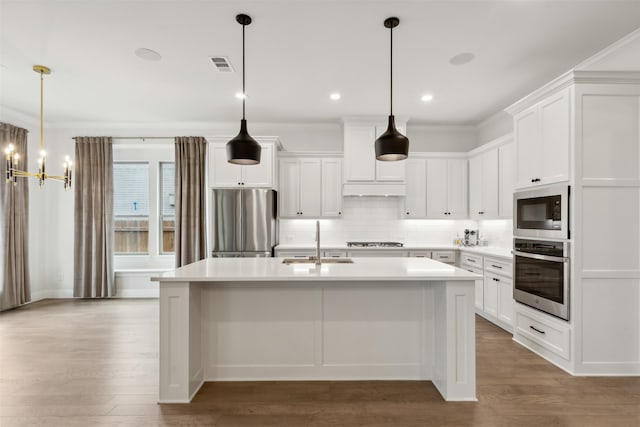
(1, 299), (638, 426)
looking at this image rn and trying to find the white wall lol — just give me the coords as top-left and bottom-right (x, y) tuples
(475, 111), (514, 147)
(407, 125), (477, 152)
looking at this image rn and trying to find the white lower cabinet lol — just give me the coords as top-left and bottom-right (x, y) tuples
(323, 250), (348, 258)
(461, 252), (513, 332)
(275, 250), (315, 258)
(483, 275), (499, 318)
(514, 303), (571, 361)
(431, 251), (456, 264)
(408, 251), (431, 258)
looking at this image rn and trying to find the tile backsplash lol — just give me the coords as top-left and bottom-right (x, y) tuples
(279, 196), (513, 248)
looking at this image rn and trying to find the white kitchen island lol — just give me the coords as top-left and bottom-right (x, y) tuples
(152, 257), (480, 403)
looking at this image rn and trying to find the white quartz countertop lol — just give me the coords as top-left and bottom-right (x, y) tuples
(275, 243), (513, 260)
(151, 257), (481, 283)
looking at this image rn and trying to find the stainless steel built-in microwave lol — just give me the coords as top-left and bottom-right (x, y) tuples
(514, 185), (569, 240)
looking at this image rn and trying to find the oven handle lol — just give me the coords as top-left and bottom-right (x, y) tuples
(511, 250), (569, 263)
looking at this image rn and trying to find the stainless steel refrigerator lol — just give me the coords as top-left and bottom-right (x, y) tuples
(211, 189), (277, 257)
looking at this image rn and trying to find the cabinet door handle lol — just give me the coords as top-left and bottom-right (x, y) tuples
(530, 325), (546, 334)
(491, 264), (502, 269)
(338, 212), (342, 215)
(493, 277), (500, 282)
(406, 212), (410, 215)
(478, 211), (484, 215)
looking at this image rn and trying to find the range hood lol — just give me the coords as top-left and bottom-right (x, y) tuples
(343, 183), (406, 197)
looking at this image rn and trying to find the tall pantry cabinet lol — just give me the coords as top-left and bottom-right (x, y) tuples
(505, 70), (640, 376)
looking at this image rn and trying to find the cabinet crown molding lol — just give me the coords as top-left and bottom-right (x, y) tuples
(504, 70), (640, 116)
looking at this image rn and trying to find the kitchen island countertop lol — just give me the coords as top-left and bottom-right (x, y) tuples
(151, 256), (481, 283)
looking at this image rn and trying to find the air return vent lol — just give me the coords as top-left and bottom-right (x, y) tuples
(210, 57), (234, 72)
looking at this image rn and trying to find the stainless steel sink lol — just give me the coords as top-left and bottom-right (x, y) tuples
(282, 258), (354, 264)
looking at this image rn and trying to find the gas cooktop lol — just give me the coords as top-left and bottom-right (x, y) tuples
(346, 242), (404, 248)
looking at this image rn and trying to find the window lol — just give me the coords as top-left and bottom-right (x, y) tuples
(160, 162), (175, 254)
(112, 144), (175, 269)
(114, 163), (150, 254)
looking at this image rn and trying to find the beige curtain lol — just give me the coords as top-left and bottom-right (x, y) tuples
(0, 123), (30, 311)
(175, 136), (207, 267)
(73, 137), (114, 297)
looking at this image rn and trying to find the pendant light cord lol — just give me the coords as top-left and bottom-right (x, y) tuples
(390, 25), (393, 116)
(242, 22), (246, 121)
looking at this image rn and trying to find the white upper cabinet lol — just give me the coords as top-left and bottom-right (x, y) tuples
(514, 88), (570, 189)
(344, 125), (377, 182)
(279, 159), (300, 217)
(426, 158), (467, 218)
(469, 149), (498, 218)
(279, 157), (342, 218)
(210, 142), (274, 188)
(404, 159), (426, 217)
(540, 90), (570, 184)
(279, 158), (321, 218)
(343, 121), (406, 183)
(321, 158), (343, 217)
(498, 142), (516, 218)
(447, 159), (468, 217)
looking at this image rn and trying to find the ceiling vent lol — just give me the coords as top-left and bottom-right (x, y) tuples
(210, 57), (234, 72)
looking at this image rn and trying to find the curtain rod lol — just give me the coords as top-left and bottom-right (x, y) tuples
(72, 136), (174, 141)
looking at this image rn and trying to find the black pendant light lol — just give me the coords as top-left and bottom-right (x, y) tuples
(375, 17), (409, 161)
(227, 13), (261, 165)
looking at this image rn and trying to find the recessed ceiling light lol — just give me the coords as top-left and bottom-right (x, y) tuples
(235, 92), (247, 99)
(421, 94), (434, 102)
(449, 52), (475, 66)
(134, 48), (162, 61)
(330, 93), (341, 101)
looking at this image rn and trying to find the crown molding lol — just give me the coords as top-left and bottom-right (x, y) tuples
(504, 70), (640, 116)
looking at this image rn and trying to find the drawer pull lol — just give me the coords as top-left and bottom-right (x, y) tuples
(491, 264), (502, 269)
(530, 325), (546, 335)
(466, 258), (476, 263)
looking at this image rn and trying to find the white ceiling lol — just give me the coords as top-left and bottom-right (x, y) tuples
(1, 0), (640, 126)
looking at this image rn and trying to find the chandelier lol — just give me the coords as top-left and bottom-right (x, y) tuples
(4, 65), (72, 189)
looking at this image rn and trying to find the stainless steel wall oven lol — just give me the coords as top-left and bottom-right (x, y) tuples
(513, 238), (570, 320)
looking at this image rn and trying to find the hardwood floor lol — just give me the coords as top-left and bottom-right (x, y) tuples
(1, 299), (638, 426)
